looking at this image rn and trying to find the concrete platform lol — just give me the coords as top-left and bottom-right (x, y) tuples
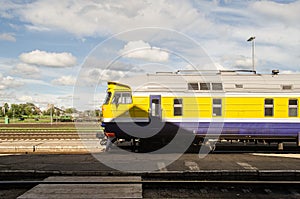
(17, 176), (142, 199)
(0, 139), (104, 153)
(1, 153), (300, 175)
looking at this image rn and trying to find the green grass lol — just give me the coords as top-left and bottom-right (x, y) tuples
(0, 126), (102, 131)
(0, 117), (53, 123)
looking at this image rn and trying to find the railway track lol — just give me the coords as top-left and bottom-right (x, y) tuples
(1, 178), (300, 198)
(143, 179), (300, 198)
(0, 133), (96, 140)
(0, 130), (99, 140)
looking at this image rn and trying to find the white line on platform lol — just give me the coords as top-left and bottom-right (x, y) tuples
(157, 162), (168, 171)
(251, 153), (300, 159)
(0, 154), (22, 156)
(236, 162), (258, 170)
(184, 161), (200, 171)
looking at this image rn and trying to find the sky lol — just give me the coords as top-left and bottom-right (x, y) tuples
(0, 0), (299, 110)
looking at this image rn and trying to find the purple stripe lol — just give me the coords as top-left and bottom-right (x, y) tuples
(176, 122), (300, 136)
(103, 121), (300, 138)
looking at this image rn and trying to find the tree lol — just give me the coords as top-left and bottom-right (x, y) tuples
(43, 107), (54, 116)
(65, 108), (77, 114)
(10, 104), (21, 117)
(95, 109), (101, 117)
(3, 103), (9, 115)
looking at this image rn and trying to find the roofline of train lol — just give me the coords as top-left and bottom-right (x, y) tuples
(107, 69), (300, 93)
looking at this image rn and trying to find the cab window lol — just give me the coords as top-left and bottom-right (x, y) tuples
(103, 92), (112, 104)
(112, 92), (132, 104)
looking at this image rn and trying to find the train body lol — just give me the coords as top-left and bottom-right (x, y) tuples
(101, 70), (300, 149)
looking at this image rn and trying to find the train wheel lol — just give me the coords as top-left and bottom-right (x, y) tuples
(200, 140), (217, 153)
(136, 139), (145, 153)
(100, 139), (107, 145)
(131, 138), (139, 152)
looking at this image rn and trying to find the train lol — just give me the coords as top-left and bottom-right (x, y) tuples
(101, 69), (300, 151)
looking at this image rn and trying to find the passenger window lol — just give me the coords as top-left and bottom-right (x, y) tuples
(174, 98), (183, 116)
(212, 83), (223, 90)
(200, 83), (210, 90)
(264, 99), (274, 117)
(289, 99), (298, 117)
(212, 98), (222, 116)
(188, 83), (199, 90)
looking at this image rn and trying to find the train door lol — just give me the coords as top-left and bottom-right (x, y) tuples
(150, 95), (161, 118)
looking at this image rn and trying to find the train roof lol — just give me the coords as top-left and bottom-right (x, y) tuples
(113, 70), (300, 93)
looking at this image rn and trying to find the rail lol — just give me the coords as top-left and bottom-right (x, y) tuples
(1, 180), (300, 185)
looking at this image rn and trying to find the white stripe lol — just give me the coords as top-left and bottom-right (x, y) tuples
(236, 162), (257, 170)
(157, 162), (167, 171)
(102, 118), (149, 123)
(132, 92), (300, 97)
(164, 118), (300, 123)
(184, 161), (199, 171)
(252, 153), (300, 159)
(103, 117), (300, 123)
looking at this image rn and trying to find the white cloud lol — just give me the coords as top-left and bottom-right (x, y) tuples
(52, 75), (76, 86)
(0, 73), (23, 90)
(11, 63), (40, 78)
(18, 95), (33, 102)
(119, 40), (169, 62)
(0, 33), (16, 42)
(25, 25), (51, 32)
(19, 50), (77, 67)
(250, 1), (300, 27)
(1, 0), (299, 74)
(0, 91), (16, 103)
(17, 94), (67, 108)
(89, 68), (125, 83)
(12, 0), (205, 37)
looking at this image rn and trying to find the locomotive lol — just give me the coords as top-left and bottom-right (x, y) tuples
(101, 70), (300, 151)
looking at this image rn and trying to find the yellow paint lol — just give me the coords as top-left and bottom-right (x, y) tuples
(102, 82), (132, 119)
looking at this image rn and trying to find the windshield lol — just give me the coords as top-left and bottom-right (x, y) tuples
(103, 92), (112, 104)
(111, 92), (132, 104)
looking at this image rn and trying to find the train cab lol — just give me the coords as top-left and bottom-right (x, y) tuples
(102, 82), (134, 123)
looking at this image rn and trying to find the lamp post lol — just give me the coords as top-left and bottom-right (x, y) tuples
(50, 106), (53, 125)
(247, 36), (256, 73)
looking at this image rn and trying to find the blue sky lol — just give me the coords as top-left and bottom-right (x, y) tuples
(0, 0), (299, 110)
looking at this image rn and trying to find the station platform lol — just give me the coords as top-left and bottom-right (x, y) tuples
(17, 176), (142, 199)
(1, 152), (300, 175)
(1, 153), (300, 198)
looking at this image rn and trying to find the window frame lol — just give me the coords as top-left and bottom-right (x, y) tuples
(200, 83), (211, 90)
(187, 82), (223, 91)
(173, 98), (183, 116)
(111, 92), (132, 105)
(187, 83), (199, 90)
(264, 98), (274, 117)
(103, 92), (112, 104)
(288, 99), (298, 117)
(212, 98), (222, 117)
(212, 83), (223, 90)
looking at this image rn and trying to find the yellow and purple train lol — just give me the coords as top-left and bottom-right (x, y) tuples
(101, 70), (300, 150)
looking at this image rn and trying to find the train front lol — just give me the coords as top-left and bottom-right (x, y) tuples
(101, 81), (136, 148)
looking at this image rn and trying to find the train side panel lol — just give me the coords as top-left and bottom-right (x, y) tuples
(102, 81), (300, 143)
